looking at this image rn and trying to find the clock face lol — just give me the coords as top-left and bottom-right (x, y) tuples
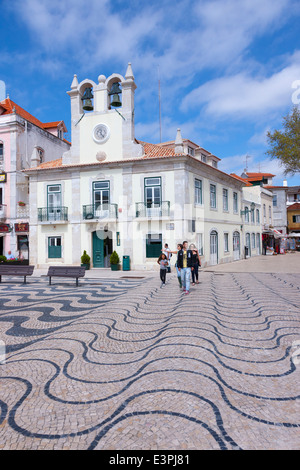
(93, 124), (110, 143)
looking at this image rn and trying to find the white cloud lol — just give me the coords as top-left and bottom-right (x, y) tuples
(181, 51), (300, 119)
(10, 0), (294, 81)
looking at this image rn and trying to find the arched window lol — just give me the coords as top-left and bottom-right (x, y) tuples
(37, 147), (44, 164)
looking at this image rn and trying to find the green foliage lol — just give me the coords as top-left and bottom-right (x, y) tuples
(266, 106), (300, 176)
(0, 255), (7, 262)
(81, 250), (90, 264)
(110, 251), (120, 265)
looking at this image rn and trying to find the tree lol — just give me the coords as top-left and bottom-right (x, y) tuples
(266, 106), (300, 175)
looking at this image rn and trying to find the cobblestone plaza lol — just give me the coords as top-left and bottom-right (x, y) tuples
(0, 255), (299, 450)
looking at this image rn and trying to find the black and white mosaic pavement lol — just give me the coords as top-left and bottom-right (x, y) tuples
(0, 272), (299, 450)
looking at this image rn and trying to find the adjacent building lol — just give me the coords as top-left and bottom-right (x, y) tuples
(287, 202), (300, 233)
(0, 90), (70, 259)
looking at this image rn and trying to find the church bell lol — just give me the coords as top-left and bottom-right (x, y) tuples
(109, 82), (122, 107)
(81, 87), (94, 111)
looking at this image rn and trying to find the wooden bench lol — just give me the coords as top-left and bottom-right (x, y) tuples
(0, 265), (35, 284)
(47, 266), (86, 286)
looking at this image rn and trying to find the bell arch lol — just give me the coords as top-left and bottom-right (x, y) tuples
(105, 74), (124, 109)
(78, 79), (97, 113)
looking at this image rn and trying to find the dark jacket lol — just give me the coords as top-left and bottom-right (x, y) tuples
(177, 249), (193, 269)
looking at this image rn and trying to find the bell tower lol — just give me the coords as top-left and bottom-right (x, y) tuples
(121, 63), (143, 159)
(64, 63), (143, 165)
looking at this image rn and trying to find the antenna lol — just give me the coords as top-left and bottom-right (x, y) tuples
(245, 154), (250, 171)
(158, 66), (162, 143)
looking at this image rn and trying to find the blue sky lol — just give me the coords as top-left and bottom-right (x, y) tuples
(1, 0), (300, 185)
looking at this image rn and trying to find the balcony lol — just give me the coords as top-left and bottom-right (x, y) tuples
(136, 201), (170, 218)
(82, 203), (118, 220)
(38, 207), (68, 222)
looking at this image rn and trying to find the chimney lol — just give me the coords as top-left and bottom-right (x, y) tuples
(175, 128), (184, 154)
(283, 179), (288, 187)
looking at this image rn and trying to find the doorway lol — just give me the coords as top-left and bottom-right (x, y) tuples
(210, 230), (218, 265)
(233, 231), (240, 261)
(92, 230), (113, 267)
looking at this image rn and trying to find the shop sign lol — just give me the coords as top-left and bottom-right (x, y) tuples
(0, 172), (7, 183)
(15, 223), (29, 232)
(0, 223), (11, 232)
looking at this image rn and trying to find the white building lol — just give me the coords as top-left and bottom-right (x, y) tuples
(0, 88), (70, 259)
(24, 64), (246, 270)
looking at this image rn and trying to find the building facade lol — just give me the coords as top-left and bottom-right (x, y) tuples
(25, 65), (246, 270)
(287, 202), (300, 233)
(0, 92), (70, 259)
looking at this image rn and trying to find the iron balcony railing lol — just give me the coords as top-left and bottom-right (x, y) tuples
(135, 201), (170, 218)
(38, 206), (68, 222)
(83, 203), (118, 220)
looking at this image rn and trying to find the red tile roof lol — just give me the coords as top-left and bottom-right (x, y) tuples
(35, 158), (63, 169)
(0, 98), (67, 134)
(245, 172), (275, 181)
(230, 173), (253, 186)
(137, 140), (180, 158)
(287, 203), (300, 211)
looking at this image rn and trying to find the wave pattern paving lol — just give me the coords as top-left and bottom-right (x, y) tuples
(0, 273), (299, 450)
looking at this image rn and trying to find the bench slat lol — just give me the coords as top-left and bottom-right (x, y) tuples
(47, 266), (86, 286)
(0, 265), (34, 283)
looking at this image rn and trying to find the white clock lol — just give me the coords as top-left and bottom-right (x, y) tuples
(93, 123), (110, 143)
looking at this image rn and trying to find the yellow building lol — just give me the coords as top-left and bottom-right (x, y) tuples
(287, 203), (300, 233)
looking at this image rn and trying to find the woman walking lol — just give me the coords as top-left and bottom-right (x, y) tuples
(157, 253), (168, 287)
(191, 249), (201, 284)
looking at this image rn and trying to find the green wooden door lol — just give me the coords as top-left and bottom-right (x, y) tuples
(92, 231), (104, 267)
(48, 237), (62, 258)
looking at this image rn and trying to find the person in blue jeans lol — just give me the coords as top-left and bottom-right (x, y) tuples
(177, 241), (193, 295)
(168, 243), (183, 288)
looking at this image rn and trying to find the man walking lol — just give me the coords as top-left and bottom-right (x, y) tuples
(177, 241), (193, 294)
(163, 243), (172, 273)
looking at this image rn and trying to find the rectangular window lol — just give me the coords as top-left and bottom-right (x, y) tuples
(48, 236), (62, 258)
(233, 192), (238, 213)
(210, 184), (216, 209)
(194, 179), (202, 205)
(256, 209), (260, 224)
(47, 185), (62, 220)
(251, 233), (256, 249)
(201, 154), (207, 163)
(196, 233), (203, 256)
(244, 207), (250, 223)
(93, 181), (110, 206)
(292, 215), (300, 223)
(146, 233), (162, 258)
(144, 177), (161, 207)
(187, 146), (195, 156)
(251, 206), (255, 223)
(223, 188), (228, 211)
(0, 142), (3, 162)
(273, 195), (277, 207)
(224, 233), (229, 252)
